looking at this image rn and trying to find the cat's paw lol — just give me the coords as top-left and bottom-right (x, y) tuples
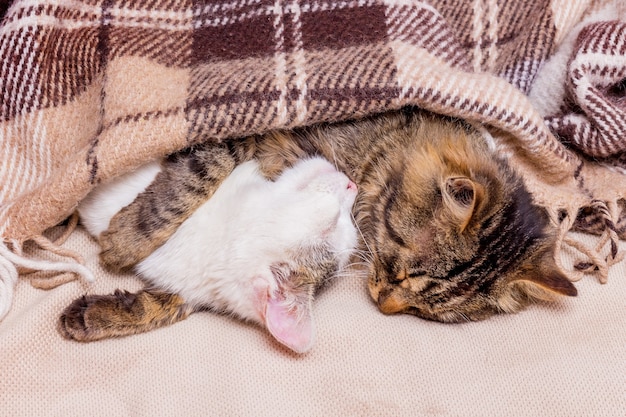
(59, 290), (192, 342)
(98, 212), (158, 272)
(58, 294), (113, 342)
(99, 231), (145, 273)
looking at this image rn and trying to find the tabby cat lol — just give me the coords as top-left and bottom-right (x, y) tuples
(86, 109), (577, 326)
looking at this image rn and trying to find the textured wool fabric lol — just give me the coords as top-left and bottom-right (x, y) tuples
(1, 0), (626, 235)
(1, 0), (626, 317)
(1, 226), (625, 416)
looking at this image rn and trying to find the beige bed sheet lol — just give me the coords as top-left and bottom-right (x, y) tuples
(1, 227), (624, 416)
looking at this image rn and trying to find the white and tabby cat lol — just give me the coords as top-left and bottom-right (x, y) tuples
(92, 109), (578, 321)
(62, 109), (578, 344)
(62, 157), (358, 353)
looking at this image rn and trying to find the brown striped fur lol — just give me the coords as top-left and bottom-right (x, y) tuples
(60, 290), (193, 342)
(91, 109), (576, 328)
(99, 142), (243, 269)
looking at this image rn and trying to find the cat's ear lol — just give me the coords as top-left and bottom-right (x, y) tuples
(264, 293), (314, 354)
(442, 176), (485, 232)
(499, 249), (577, 314)
(253, 275), (315, 353)
(513, 249), (577, 297)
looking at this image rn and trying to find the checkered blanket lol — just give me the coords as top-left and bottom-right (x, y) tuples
(1, 0), (626, 317)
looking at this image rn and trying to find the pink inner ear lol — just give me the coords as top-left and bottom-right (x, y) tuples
(265, 295), (314, 354)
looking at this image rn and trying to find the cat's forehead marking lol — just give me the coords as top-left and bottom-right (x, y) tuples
(384, 199), (407, 247)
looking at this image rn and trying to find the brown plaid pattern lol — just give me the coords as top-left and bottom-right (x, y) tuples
(546, 20), (626, 158)
(1, 0), (626, 251)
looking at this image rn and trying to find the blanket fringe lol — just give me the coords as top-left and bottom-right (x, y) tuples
(0, 213), (95, 320)
(554, 200), (624, 284)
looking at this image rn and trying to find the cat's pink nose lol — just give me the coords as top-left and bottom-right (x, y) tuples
(347, 180), (357, 191)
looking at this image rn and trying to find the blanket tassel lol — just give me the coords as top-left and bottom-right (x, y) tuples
(0, 213), (95, 320)
(554, 200), (624, 284)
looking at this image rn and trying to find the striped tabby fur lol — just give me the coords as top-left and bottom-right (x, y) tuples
(83, 109), (577, 330)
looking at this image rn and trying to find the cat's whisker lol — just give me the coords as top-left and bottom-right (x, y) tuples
(332, 270), (354, 279)
(341, 265), (370, 277)
(341, 258), (370, 268)
(335, 246), (357, 255)
(332, 266), (368, 279)
(349, 246), (373, 260)
(351, 213), (374, 261)
(351, 251), (373, 264)
(451, 309), (471, 323)
(328, 140), (340, 172)
(448, 309), (472, 323)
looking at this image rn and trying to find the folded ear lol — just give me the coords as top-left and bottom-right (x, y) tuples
(264, 293), (315, 354)
(511, 248), (577, 298)
(520, 252), (578, 297)
(253, 265), (317, 353)
(442, 176), (485, 232)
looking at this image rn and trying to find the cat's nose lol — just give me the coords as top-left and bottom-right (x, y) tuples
(376, 288), (408, 314)
(347, 180), (357, 191)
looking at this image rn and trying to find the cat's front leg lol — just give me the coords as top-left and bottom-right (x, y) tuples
(99, 142), (236, 271)
(59, 289), (193, 342)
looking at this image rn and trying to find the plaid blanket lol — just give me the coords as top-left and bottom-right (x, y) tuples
(1, 0), (626, 318)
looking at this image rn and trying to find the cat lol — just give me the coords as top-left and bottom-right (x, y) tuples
(96, 108), (577, 323)
(60, 156), (358, 353)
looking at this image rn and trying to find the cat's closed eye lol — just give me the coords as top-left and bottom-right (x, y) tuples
(389, 269), (427, 283)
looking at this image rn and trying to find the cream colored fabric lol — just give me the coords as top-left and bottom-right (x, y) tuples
(1, 227), (624, 416)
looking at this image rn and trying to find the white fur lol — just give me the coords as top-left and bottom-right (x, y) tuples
(137, 157), (357, 322)
(78, 157), (358, 352)
(78, 162), (161, 237)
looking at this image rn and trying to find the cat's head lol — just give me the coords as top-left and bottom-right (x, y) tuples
(364, 117), (577, 322)
(251, 157), (358, 352)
